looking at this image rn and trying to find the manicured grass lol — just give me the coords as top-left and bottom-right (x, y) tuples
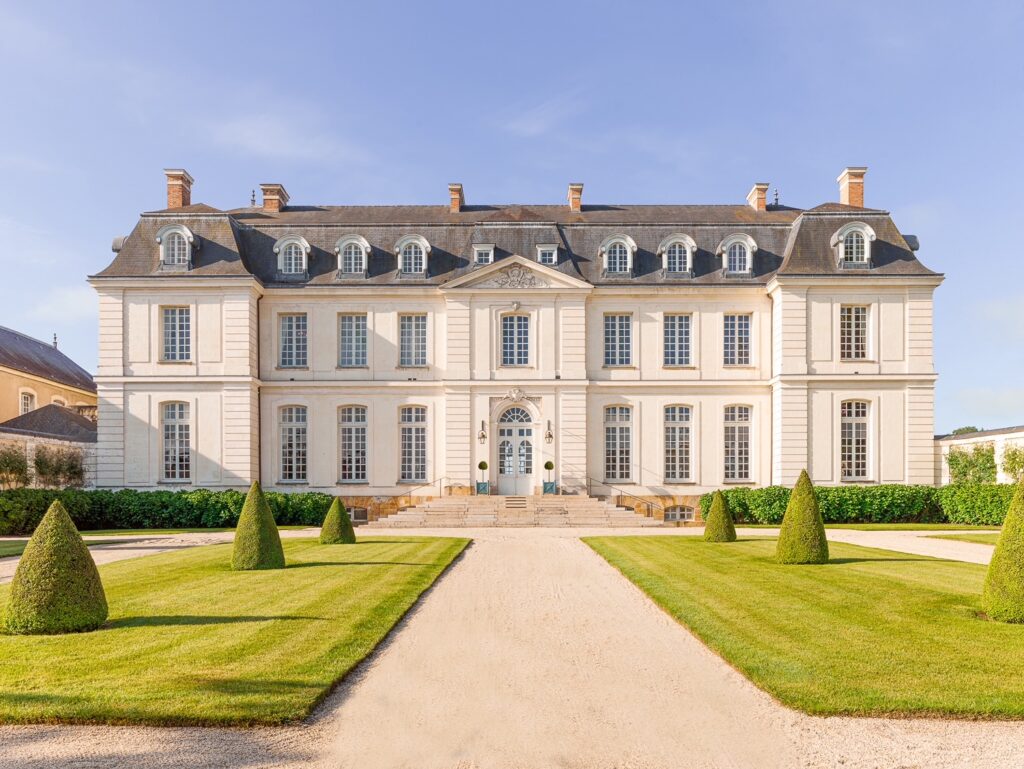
(585, 535), (1024, 718)
(0, 539), (121, 559)
(930, 532), (1001, 546)
(739, 523), (1000, 531)
(79, 526), (311, 536)
(0, 536), (468, 725)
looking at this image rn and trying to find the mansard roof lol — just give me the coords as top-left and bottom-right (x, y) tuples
(95, 199), (939, 286)
(0, 326), (96, 392)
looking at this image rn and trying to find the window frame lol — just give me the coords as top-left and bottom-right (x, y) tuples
(832, 222), (876, 269)
(473, 243), (494, 265)
(338, 313), (369, 368)
(839, 304), (870, 361)
(335, 235), (371, 275)
(500, 313), (530, 367)
(395, 235), (431, 276)
(840, 400), (871, 482)
(398, 313), (428, 367)
(663, 313), (692, 367)
(273, 235), (311, 276)
(723, 313), (752, 367)
(717, 233), (757, 276)
(278, 312), (309, 369)
(599, 235), (637, 275)
(658, 233), (697, 275)
(664, 405), (693, 483)
(161, 305), (192, 362)
(19, 390), (36, 415)
(337, 405), (368, 483)
(536, 244), (558, 265)
(161, 401), (191, 483)
(723, 404), (752, 483)
(603, 313), (633, 367)
(155, 224), (195, 269)
(603, 405), (633, 483)
(399, 405), (428, 483)
(279, 405), (308, 483)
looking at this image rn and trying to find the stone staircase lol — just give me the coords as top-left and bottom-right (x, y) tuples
(366, 495), (663, 528)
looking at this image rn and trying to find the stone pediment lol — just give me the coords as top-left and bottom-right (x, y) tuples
(441, 255), (591, 291)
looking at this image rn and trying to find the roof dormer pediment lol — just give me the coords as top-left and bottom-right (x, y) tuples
(441, 254), (591, 292)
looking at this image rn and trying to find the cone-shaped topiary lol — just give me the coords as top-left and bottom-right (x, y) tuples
(3, 500), (108, 634)
(776, 470), (829, 564)
(703, 491), (737, 542)
(983, 479), (1024, 622)
(231, 482), (285, 570)
(320, 497), (356, 544)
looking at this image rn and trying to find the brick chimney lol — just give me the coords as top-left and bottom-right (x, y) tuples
(746, 182), (769, 212)
(260, 183), (290, 213)
(164, 169), (193, 209)
(567, 183), (584, 213)
(838, 167), (867, 207)
(449, 183), (464, 213)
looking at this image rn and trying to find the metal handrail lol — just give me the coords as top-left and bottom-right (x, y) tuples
(585, 476), (666, 519)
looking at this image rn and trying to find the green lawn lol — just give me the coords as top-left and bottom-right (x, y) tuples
(0, 539), (122, 559)
(739, 523), (1000, 531)
(585, 536), (1024, 718)
(80, 526), (311, 536)
(0, 536), (468, 725)
(929, 532), (1001, 546)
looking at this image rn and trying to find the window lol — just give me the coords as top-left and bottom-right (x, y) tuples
(604, 406), (632, 482)
(664, 505), (695, 522)
(832, 222), (875, 267)
(399, 314), (427, 366)
(341, 243), (364, 273)
(501, 314), (529, 366)
(727, 243), (748, 273)
(537, 245), (557, 265)
(499, 407), (531, 423)
(474, 245), (494, 265)
(52, 397), (66, 407)
(604, 314), (632, 366)
(400, 243), (425, 274)
(844, 231), (866, 264)
(279, 314), (308, 368)
(665, 243), (689, 273)
(281, 242), (305, 274)
(606, 242), (629, 273)
(338, 406), (367, 482)
(20, 392), (35, 415)
(162, 306), (191, 361)
(161, 402), (190, 481)
(280, 406), (307, 482)
(164, 232), (189, 265)
(664, 314), (692, 366)
(840, 305), (868, 360)
(841, 401), (869, 481)
(724, 405), (751, 481)
(400, 406), (427, 482)
(723, 314), (751, 366)
(338, 314), (368, 367)
(664, 406), (692, 482)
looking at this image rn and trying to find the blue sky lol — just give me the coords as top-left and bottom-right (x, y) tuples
(0, 0), (1020, 432)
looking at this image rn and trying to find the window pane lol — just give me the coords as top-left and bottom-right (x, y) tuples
(841, 401), (869, 480)
(279, 314), (308, 368)
(604, 406), (632, 481)
(400, 406), (427, 481)
(162, 307), (191, 361)
(162, 402), (190, 481)
(399, 315), (427, 366)
(724, 406), (751, 481)
(844, 232), (866, 263)
(341, 243), (363, 273)
(723, 314), (750, 366)
(606, 242), (629, 273)
(339, 314), (368, 367)
(501, 315), (529, 366)
(664, 314), (691, 366)
(338, 406), (367, 482)
(280, 406), (307, 481)
(282, 243), (304, 274)
(664, 406), (691, 482)
(401, 244), (424, 273)
(538, 248), (556, 265)
(840, 305), (868, 360)
(604, 314), (632, 366)
(727, 243), (748, 273)
(164, 232), (188, 265)
(666, 243), (688, 273)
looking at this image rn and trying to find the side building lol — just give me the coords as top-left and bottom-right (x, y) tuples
(89, 167), (942, 520)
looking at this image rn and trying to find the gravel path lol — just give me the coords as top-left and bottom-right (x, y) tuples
(2, 526), (1022, 767)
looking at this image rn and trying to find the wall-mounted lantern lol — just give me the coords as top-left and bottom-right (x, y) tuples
(544, 419), (554, 444)
(478, 420), (487, 445)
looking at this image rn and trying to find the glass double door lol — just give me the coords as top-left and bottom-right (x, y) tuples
(497, 426), (534, 495)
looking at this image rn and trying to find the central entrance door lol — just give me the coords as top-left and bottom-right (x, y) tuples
(497, 406), (534, 495)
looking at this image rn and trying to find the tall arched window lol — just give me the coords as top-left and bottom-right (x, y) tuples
(664, 405), (692, 482)
(400, 243), (425, 274)
(162, 402), (190, 481)
(338, 406), (367, 482)
(280, 406), (308, 482)
(844, 231), (866, 264)
(832, 222), (876, 268)
(164, 232), (189, 265)
(606, 242), (629, 273)
(666, 243), (688, 273)
(399, 406), (427, 482)
(604, 406), (632, 482)
(841, 400), (869, 481)
(341, 243), (364, 273)
(723, 405), (751, 481)
(727, 243), (748, 273)
(282, 242), (305, 274)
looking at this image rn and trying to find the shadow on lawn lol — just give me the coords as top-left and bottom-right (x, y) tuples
(105, 615), (325, 629)
(828, 556), (940, 564)
(285, 561), (428, 569)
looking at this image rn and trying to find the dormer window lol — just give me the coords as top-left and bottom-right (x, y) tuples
(832, 222), (876, 269)
(717, 234), (757, 276)
(658, 234), (697, 275)
(273, 235), (311, 276)
(599, 235), (637, 275)
(537, 244), (558, 265)
(156, 224), (196, 269)
(335, 235), (371, 275)
(395, 235), (431, 276)
(474, 244), (494, 265)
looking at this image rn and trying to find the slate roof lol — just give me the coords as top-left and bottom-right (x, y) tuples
(0, 404), (97, 443)
(0, 327), (96, 392)
(95, 198), (939, 286)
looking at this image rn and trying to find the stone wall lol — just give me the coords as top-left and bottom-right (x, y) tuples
(0, 433), (96, 488)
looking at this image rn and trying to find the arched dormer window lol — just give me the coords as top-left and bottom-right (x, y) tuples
(156, 224), (196, 269)
(658, 233), (697, 275)
(831, 222), (876, 269)
(273, 235), (311, 275)
(717, 233), (757, 276)
(599, 234), (637, 275)
(395, 235), (431, 276)
(335, 235), (371, 275)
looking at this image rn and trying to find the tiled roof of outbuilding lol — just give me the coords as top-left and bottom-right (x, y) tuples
(0, 327), (96, 392)
(0, 404), (97, 443)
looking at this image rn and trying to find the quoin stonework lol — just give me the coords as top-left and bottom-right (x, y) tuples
(89, 167), (943, 521)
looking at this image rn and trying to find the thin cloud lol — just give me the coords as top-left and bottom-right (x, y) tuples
(954, 387), (1024, 426)
(502, 93), (588, 138)
(29, 285), (97, 324)
(206, 113), (372, 165)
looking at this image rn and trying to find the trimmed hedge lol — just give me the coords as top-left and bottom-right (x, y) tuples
(232, 482), (285, 571)
(983, 481), (1024, 622)
(775, 471), (829, 564)
(703, 491), (737, 542)
(0, 488), (333, 536)
(938, 483), (1017, 526)
(320, 498), (356, 544)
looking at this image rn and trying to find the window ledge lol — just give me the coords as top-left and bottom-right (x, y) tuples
(337, 480), (369, 486)
(839, 359), (876, 364)
(663, 480), (695, 485)
(602, 365), (636, 370)
(277, 480), (309, 486)
(336, 365), (370, 370)
(604, 480), (636, 485)
(841, 478), (876, 484)
(159, 360), (193, 365)
(722, 364), (755, 369)
(396, 480), (429, 486)
(721, 479), (754, 485)
(158, 479), (191, 485)
(663, 364), (696, 370)
(397, 365), (429, 370)
(276, 366), (310, 371)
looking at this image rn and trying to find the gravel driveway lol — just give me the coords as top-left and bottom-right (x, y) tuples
(1, 526), (1021, 768)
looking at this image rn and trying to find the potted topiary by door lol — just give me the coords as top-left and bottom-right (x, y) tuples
(476, 460), (490, 495)
(543, 461), (556, 494)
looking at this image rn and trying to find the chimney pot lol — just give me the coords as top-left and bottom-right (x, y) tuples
(837, 167), (867, 207)
(164, 168), (193, 209)
(260, 183), (290, 213)
(746, 182), (770, 212)
(448, 183), (464, 213)
(567, 183), (584, 213)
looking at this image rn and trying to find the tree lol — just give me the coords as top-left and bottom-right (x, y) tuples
(951, 426), (982, 436)
(703, 491), (736, 542)
(0, 445), (30, 490)
(33, 446), (85, 488)
(231, 482), (285, 570)
(775, 470), (829, 564)
(1002, 445), (1024, 483)
(320, 497), (356, 544)
(983, 480), (1024, 622)
(946, 443), (997, 484)
(3, 500), (108, 634)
